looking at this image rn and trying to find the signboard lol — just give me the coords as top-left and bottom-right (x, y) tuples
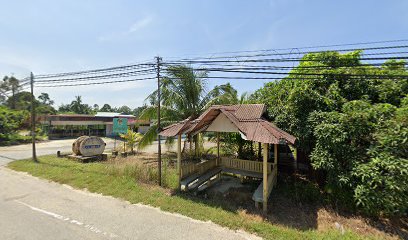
(113, 118), (128, 134)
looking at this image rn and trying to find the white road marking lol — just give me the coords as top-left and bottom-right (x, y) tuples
(14, 200), (119, 238)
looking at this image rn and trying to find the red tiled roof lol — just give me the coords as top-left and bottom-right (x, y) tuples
(159, 104), (296, 145)
(160, 118), (195, 137)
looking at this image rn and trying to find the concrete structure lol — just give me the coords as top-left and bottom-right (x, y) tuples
(38, 112), (150, 139)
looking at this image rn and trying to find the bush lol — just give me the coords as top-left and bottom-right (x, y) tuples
(353, 104), (408, 216)
(0, 106), (30, 145)
(252, 51), (408, 216)
(310, 100), (408, 216)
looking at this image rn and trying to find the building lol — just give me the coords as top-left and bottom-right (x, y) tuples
(39, 112), (150, 139)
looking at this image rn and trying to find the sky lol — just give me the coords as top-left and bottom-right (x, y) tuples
(1, 0), (407, 109)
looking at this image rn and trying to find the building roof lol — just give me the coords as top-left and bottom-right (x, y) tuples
(95, 112), (135, 117)
(160, 104), (296, 145)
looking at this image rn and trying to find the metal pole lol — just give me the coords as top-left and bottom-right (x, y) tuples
(30, 72), (38, 162)
(156, 56), (162, 186)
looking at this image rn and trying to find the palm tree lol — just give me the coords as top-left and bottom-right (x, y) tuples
(138, 65), (238, 149)
(120, 129), (143, 153)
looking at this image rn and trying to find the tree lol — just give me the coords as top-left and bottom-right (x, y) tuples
(353, 100), (408, 215)
(0, 106), (29, 145)
(252, 51), (408, 216)
(6, 91), (56, 114)
(138, 65), (238, 149)
(69, 96), (92, 114)
(117, 105), (132, 114)
(120, 129), (143, 153)
(6, 92), (32, 111)
(93, 104), (99, 112)
(133, 105), (147, 117)
(1, 76), (21, 108)
(58, 103), (73, 113)
(100, 104), (112, 112)
(38, 93), (54, 106)
(57, 96), (92, 114)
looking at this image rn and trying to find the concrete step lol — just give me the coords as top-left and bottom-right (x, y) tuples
(187, 167), (222, 191)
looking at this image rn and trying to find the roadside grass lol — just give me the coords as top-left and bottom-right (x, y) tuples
(8, 155), (375, 240)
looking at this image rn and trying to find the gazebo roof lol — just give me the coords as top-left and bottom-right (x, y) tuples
(159, 104), (296, 145)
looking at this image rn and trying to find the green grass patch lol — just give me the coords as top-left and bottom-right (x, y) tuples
(8, 156), (373, 240)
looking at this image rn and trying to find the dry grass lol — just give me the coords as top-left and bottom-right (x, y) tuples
(107, 152), (178, 189)
(8, 154), (406, 239)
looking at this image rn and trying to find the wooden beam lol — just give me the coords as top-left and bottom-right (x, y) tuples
(293, 147), (298, 171)
(274, 144), (278, 165)
(177, 134), (182, 190)
(216, 132), (220, 166)
(263, 143), (268, 213)
(274, 144), (278, 187)
(195, 133), (200, 157)
(189, 135), (192, 156)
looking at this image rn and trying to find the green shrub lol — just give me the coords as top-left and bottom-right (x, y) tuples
(252, 51), (408, 216)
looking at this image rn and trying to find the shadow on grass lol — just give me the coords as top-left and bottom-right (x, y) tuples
(19, 156), (406, 239)
(172, 173), (407, 239)
(171, 175), (319, 232)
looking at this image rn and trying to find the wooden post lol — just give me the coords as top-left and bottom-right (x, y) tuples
(274, 144), (278, 164)
(293, 147), (298, 171)
(262, 143), (268, 213)
(189, 135), (193, 157)
(274, 144), (278, 186)
(216, 132), (220, 166)
(195, 134), (200, 158)
(177, 134), (182, 190)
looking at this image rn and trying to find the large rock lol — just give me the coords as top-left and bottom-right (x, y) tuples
(72, 136), (106, 156)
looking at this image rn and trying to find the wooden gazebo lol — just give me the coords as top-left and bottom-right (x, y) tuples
(160, 104), (296, 212)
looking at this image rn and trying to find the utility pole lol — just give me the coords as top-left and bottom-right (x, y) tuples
(30, 72), (38, 162)
(156, 56), (162, 186)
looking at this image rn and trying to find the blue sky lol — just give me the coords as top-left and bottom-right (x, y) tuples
(1, 0), (407, 108)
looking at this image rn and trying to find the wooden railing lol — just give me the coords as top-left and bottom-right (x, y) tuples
(267, 163), (278, 195)
(252, 163), (278, 203)
(181, 159), (217, 179)
(220, 158), (272, 174)
(181, 158), (273, 179)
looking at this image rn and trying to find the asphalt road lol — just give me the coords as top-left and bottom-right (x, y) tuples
(0, 138), (166, 166)
(0, 138), (116, 166)
(0, 140), (257, 240)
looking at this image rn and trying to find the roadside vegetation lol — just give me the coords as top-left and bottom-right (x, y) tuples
(9, 155), (400, 240)
(251, 51), (408, 217)
(3, 50), (407, 238)
(0, 76), (145, 146)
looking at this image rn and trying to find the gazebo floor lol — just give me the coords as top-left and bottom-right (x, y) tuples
(181, 166), (264, 193)
(221, 167), (263, 179)
(181, 167), (222, 191)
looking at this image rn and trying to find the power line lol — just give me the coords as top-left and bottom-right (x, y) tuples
(164, 39), (408, 60)
(34, 61), (155, 79)
(168, 56), (408, 64)
(163, 62), (408, 70)
(35, 68), (156, 84)
(174, 45), (408, 61)
(37, 76), (156, 87)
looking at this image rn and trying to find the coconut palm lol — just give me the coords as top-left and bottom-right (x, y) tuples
(138, 65), (238, 149)
(120, 129), (143, 153)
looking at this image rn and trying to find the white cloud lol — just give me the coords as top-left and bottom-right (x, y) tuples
(128, 16), (153, 33)
(98, 15), (154, 42)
